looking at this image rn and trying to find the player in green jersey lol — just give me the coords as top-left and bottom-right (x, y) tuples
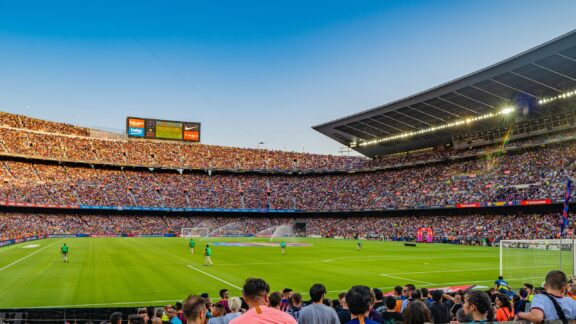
(280, 241), (286, 255)
(189, 238), (195, 255)
(204, 244), (213, 266)
(61, 243), (69, 263)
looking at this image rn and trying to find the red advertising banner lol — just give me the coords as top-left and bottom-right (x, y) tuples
(456, 202), (480, 208)
(520, 199), (552, 206)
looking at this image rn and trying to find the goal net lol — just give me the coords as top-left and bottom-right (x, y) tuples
(181, 228), (209, 238)
(500, 239), (574, 284)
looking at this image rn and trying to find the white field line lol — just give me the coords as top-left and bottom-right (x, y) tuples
(22, 299), (179, 309)
(379, 274), (435, 286)
(0, 239), (64, 272)
(187, 265), (242, 291)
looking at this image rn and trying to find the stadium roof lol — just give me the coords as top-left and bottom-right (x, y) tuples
(313, 29), (576, 158)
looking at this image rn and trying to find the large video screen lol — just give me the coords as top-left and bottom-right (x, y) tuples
(126, 117), (201, 142)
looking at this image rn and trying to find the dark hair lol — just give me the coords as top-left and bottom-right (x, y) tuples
(175, 302), (182, 311)
(110, 312), (123, 324)
(128, 314), (145, 324)
(405, 284), (416, 291)
(323, 298), (331, 307)
(338, 292), (347, 300)
(269, 292), (282, 307)
(519, 288), (528, 299)
(404, 300), (432, 324)
(283, 288), (293, 294)
(420, 288), (429, 298)
(394, 286), (403, 295)
(346, 286), (372, 316)
(411, 289), (422, 300)
(465, 291), (494, 322)
(524, 283), (534, 290)
(310, 283), (327, 303)
(496, 293), (512, 312)
(200, 293), (209, 299)
(291, 293), (303, 305)
(219, 289), (229, 298)
(243, 278), (270, 299)
(183, 295), (207, 322)
(213, 303), (226, 316)
(432, 289), (443, 302)
(385, 296), (397, 310)
(373, 288), (384, 300)
(545, 270), (568, 290)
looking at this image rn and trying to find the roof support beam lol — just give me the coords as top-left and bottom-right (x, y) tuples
(356, 120), (390, 135)
(453, 91), (496, 109)
(532, 63), (576, 83)
(379, 114), (419, 130)
(508, 71), (562, 93)
(488, 78), (539, 98)
(469, 85), (512, 103)
(406, 105), (447, 123)
(368, 117), (403, 133)
(394, 110), (431, 126)
(556, 53), (576, 63)
(436, 97), (480, 115)
(342, 125), (379, 138)
(421, 101), (462, 118)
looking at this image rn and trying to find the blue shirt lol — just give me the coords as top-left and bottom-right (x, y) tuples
(170, 317), (183, 324)
(530, 293), (576, 320)
(346, 318), (380, 324)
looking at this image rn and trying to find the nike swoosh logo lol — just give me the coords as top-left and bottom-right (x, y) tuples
(185, 126), (198, 131)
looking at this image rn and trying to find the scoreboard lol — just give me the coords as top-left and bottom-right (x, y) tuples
(126, 117), (201, 142)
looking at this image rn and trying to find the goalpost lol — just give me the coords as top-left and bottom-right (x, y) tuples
(499, 239), (575, 283)
(181, 228), (209, 238)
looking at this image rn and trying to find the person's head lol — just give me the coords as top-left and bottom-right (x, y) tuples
(175, 302), (182, 311)
(404, 300), (432, 324)
(518, 287), (528, 299)
(151, 317), (163, 324)
(410, 289), (422, 300)
(456, 307), (473, 323)
(454, 294), (462, 304)
(346, 286), (372, 317)
(495, 293), (511, 311)
(373, 288), (384, 302)
(183, 295), (207, 324)
(269, 291), (282, 309)
(212, 303), (225, 317)
(219, 289), (229, 299)
(167, 308), (177, 319)
(282, 288), (293, 298)
(154, 309), (163, 319)
(464, 291), (494, 322)
(206, 244), (209, 248)
(431, 289), (444, 302)
(291, 293), (303, 307)
(338, 292), (347, 308)
(310, 283), (327, 303)
(420, 288), (429, 299)
(229, 297), (242, 313)
(137, 308), (149, 322)
(394, 286), (403, 297)
(128, 314), (145, 324)
(110, 312), (122, 324)
(242, 278), (270, 306)
(200, 293), (211, 305)
(385, 296), (397, 311)
(404, 284), (416, 297)
(524, 283), (534, 295)
(544, 270), (568, 293)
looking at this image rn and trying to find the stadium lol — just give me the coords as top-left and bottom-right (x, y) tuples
(2, 3), (576, 324)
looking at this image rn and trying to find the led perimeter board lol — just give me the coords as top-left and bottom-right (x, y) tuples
(126, 117), (201, 142)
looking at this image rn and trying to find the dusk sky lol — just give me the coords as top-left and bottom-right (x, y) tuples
(1, 1), (575, 155)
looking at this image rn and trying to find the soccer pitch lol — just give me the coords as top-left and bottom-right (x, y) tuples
(0, 237), (501, 308)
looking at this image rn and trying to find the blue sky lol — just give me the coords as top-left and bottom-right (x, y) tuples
(1, 0), (575, 155)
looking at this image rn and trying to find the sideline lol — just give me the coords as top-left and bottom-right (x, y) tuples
(0, 239), (64, 272)
(186, 265), (243, 291)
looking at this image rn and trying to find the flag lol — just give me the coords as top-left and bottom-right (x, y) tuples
(561, 179), (571, 236)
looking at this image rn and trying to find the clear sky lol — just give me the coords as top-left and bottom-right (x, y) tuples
(0, 0), (575, 155)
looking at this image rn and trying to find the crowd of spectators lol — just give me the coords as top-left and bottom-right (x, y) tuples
(0, 213), (565, 244)
(98, 269), (576, 323)
(0, 137), (573, 210)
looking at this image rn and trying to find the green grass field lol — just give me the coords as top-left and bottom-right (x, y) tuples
(0, 237), (504, 308)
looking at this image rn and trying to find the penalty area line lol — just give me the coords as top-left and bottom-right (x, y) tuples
(0, 239), (64, 272)
(187, 265), (242, 291)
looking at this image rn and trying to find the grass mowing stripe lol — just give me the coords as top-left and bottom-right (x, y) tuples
(186, 265), (243, 291)
(0, 239), (64, 272)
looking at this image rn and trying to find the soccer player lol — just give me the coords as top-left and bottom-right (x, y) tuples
(204, 244), (213, 266)
(280, 241), (286, 255)
(189, 238), (195, 255)
(61, 243), (69, 263)
(356, 239), (362, 251)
